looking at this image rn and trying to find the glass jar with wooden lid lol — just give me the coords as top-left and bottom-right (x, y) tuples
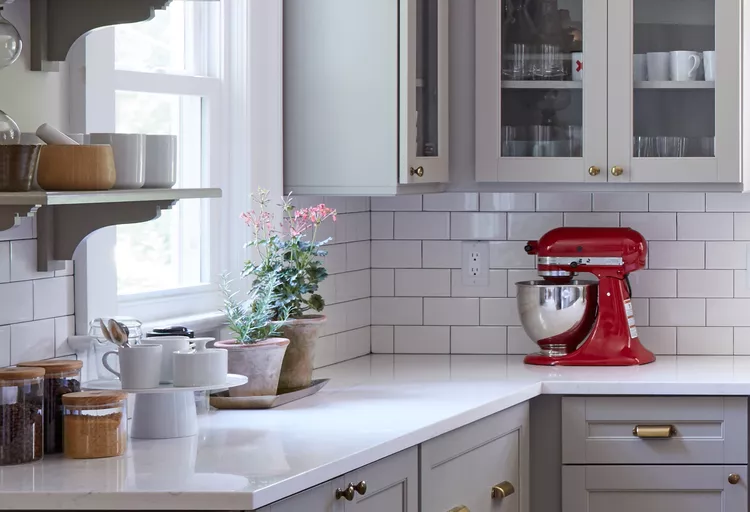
(17, 359), (83, 454)
(0, 367), (44, 465)
(62, 391), (128, 459)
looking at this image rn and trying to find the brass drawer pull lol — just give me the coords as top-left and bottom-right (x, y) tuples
(335, 484), (355, 501)
(449, 507), (470, 512)
(632, 425), (676, 438)
(492, 481), (515, 499)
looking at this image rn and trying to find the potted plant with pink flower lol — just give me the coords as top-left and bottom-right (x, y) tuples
(231, 189), (337, 392)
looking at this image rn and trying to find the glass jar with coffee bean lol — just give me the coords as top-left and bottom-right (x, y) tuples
(17, 360), (82, 454)
(0, 367), (44, 466)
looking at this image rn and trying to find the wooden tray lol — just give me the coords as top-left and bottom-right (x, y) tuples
(209, 379), (329, 410)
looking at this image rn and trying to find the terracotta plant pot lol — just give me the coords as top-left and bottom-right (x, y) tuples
(214, 338), (290, 397)
(277, 315), (326, 392)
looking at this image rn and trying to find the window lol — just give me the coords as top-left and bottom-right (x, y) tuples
(72, 1), (283, 329)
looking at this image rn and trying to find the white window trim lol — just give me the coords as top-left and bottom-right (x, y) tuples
(69, 0), (284, 334)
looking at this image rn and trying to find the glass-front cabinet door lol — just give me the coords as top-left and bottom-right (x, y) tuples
(476, 0), (607, 182)
(607, 0), (740, 183)
(400, 0), (449, 185)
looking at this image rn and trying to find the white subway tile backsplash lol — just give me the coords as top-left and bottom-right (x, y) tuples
(0, 281), (33, 325)
(649, 193), (705, 212)
(0, 218), (33, 242)
(337, 327), (370, 362)
(0, 326), (9, 367)
(537, 193), (591, 212)
(371, 212), (394, 240)
(394, 326), (450, 354)
(734, 328), (750, 355)
(480, 298), (520, 326)
(632, 298), (649, 326)
(344, 212), (371, 242)
(564, 212), (620, 227)
(507, 326), (536, 355)
(322, 244), (347, 274)
(424, 298), (479, 326)
(677, 327), (733, 355)
(593, 193), (648, 212)
(371, 269), (395, 296)
(396, 269), (451, 297)
(345, 298), (370, 330)
(314, 335), (337, 368)
(490, 241), (535, 269)
(480, 193), (535, 212)
(734, 271), (750, 298)
(451, 213), (507, 240)
(0, 242), (8, 283)
(507, 270), (540, 297)
(371, 326), (394, 353)
(648, 242), (704, 269)
(650, 298), (705, 326)
(10, 240), (54, 281)
(637, 327), (676, 355)
(335, 270), (370, 303)
(707, 193), (750, 212)
(54, 315), (75, 357)
(707, 299), (750, 326)
(629, 270), (676, 298)
(321, 303), (347, 336)
(33, 277), (74, 320)
(372, 241), (421, 268)
(10, 319), (55, 365)
(346, 241), (371, 271)
(346, 197), (370, 213)
(507, 213), (562, 241)
(423, 193), (478, 211)
(677, 270), (733, 298)
(678, 213), (733, 241)
(371, 297), (422, 325)
(734, 214), (750, 240)
(55, 261), (74, 277)
(620, 213), (676, 240)
(371, 196), (422, 211)
(451, 269), (508, 298)
(395, 212), (450, 240)
(451, 326), (506, 354)
(423, 241), (462, 268)
(706, 242), (747, 269)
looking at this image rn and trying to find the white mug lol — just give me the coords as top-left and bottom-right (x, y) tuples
(89, 133), (146, 189)
(143, 336), (192, 384)
(647, 52), (670, 81)
(670, 51), (701, 81)
(633, 54), (648, 82)
(703, 51), (716, 82)
(173, 338), (228, 387)
(102, 344), (163, 389)
(144, 134), (178, 189)
(571, 52), (583, 82)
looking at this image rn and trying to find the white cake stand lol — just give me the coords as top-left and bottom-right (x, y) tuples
(84, 374), (248, 440)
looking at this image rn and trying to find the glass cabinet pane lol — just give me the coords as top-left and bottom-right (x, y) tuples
(416, 0), (439, 157)
(633, 0), (715, 158)
(500, 0), (583, 158)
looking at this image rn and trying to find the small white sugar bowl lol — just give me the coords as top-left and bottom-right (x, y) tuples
(173, 338), (228, 387)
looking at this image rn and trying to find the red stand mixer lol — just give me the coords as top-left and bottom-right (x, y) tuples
(518, 227), (655, 366)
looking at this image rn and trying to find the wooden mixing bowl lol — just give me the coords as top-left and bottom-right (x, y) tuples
(37, 145), (116, 191)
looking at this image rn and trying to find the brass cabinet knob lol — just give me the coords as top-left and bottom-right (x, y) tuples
(335, 484), (355, 501)
(410, 166), (425, 178)
(729, 474), (741, 485)
(492, 481), (515, 499)
(611, 166), (624, 177)
(354, 481), (367, 495)
(588, 166), (601, 176)
(449, 507), (470, 512)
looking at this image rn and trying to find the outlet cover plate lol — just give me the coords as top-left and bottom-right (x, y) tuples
(462, 241), (490, 287)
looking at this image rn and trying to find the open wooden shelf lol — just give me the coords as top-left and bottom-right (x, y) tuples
(634, 81), (715, 89)
(0, 188), (222, 271)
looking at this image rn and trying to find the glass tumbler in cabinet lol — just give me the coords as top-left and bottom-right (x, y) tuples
(476, 0), (608, 183)
(608, 0), (740, 183)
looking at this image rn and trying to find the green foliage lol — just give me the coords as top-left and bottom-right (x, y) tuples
(221, 273), (290, 344)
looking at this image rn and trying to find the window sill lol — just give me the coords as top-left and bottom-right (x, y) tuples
(140, 311), (227, 337)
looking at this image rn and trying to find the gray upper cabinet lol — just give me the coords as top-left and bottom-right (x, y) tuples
(284, 0), (450, 196)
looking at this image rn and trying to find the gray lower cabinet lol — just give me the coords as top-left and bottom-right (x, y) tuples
(420, 402), (530, 512)
(265, 479), (344, 512)
(563, 465), (748, 512)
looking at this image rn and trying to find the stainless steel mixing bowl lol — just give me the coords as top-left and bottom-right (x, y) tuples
(516, 280), (598, 357)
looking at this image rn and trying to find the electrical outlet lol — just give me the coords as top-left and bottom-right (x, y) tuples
(462, 241), (490, 287)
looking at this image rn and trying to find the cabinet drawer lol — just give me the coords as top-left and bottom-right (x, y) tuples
(562, 397), (747, 465)
(421, 402), (529, 512)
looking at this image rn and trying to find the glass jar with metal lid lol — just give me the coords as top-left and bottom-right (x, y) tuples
(0, 367), (44, 465)
(62, 391), (128, 459)
(17, 359), (82, 454)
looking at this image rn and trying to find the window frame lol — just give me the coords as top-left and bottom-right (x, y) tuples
(70, 0), (284, 333)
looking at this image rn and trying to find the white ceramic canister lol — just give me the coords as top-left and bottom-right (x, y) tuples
(173, 338), (228, 387)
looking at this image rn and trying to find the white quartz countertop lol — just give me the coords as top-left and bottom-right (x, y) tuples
(5, 354), (750, 510)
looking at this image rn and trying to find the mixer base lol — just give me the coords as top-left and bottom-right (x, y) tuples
(524, 347), (656, 366)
